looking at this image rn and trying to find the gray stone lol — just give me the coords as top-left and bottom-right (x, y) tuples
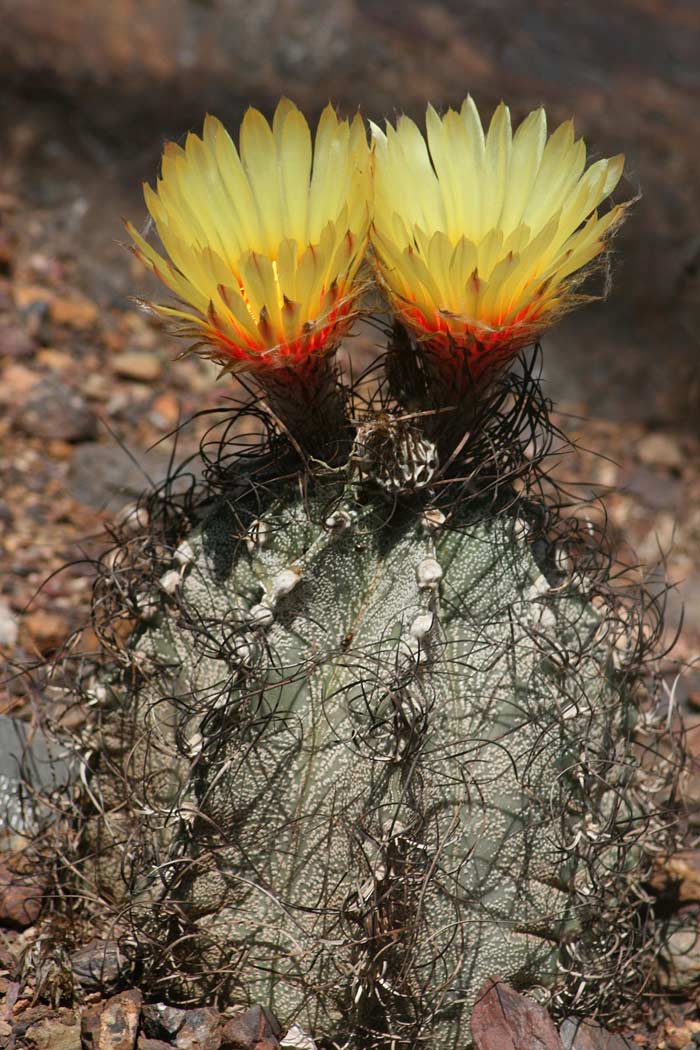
(68, 442), (187, 512)
(0, 715), (74, 834)
(0, 599), (18, 648)
(560, 1017), (634, 1050)
(16, 378), (97, 442)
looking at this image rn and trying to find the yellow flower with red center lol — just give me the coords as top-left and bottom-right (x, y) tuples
(126, 99), (371, 373)
(371, 98), (628, 382)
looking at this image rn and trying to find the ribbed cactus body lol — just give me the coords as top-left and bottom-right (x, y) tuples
(90, 473), (640, 1047)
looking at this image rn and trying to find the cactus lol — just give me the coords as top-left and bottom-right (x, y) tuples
(34, 97), (680, 1047)
(52, 356), (671, 1049)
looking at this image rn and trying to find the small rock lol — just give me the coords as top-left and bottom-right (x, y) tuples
(50, 293), (99, 329)
(0, 858), (46, 927)
(0, 362), (38, 401)
(471, 977), (562, 1050)
(280, 1026), (317, 1050)
(150, 390), (180, 427)
(37, 347), (73, 371)
(69, 443), (185, 512)
(0, 599), (18, 648)
(651, 851), (700, 902)
(636, 431), (684, 471)
(618, 465), (682, 513)
(176, 1007), (222, 1049)
(16, 377), (97, 442)
(142, 1003), (187, 1039)
(138, 1040), (175, 1050)
(24, 1017), (81, 1050)
(560, 1016), (634, 1049)
(658, 918), (700, 991)
(13, 284), (54, 311)
(83, 372), (113, 401)
(665, 1022), (694, 1050)
(97, 989), (142, 1050)
(82, 1001), (104, 1046)
(113, 350), (162, 382)
(71, 939), (127, 990)
(0, 321), (35, 358)
(220, 1006), (283, 1050)
(24, 608), (70, 651)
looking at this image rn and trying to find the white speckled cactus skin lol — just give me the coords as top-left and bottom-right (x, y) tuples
(89, 470), (642, 1048)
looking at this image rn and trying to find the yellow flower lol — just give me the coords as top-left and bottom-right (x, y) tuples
(371, 98), (628, 382)
(126, 99), (371, 373)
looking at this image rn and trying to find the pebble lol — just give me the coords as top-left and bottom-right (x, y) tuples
(658, 919), (700, 991)
(113, 350), (163, 382)
(0, 599), (18, 648)
(70, 939), (126, 990)
(69, 442), (176, 511)
(13, 283), (54, 310)
(618, 465), (682, 513)
(636, 431), (684, 471)
(0, 858), (46, 927)
(0, 362), (38, 400)
(280, 1026), (317, 1050)
(220, 1005), (282, 1050)
(150, 390), (180, 426)
(37, 347), (73, 371)
(24, 608), (70, 651)
(471, 978), (561, 1050)
(142, 1003), (187, 1038)
(16, 377), (97, 442)
(175, 1007), (222, 1049)
(96, 989), (142, 1050)
(560, 1016), (634, 1049)
(49, 293), (99, 329)
(23, 1017), (81, 1049)
(664, 1020), (700, 1050)
(651, 850), (700, 901)
(83, 372), (113, 401)
(0, 320), (35, 358)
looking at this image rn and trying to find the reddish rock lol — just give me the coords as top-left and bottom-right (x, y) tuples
(81, 1001), (104, 1046)
(113, 350), (162, 382)
(220, 1006), (282, 1050)
(175, 1008), (222, 1049)
(23, 1016), (81, 1049)
(97, 989), (142, 1050)
(651, 850), (700, 902)
(0, 321), (35, 358)
(560, 1017), (634, 1049)
(471, 978), (562, 1050)
(138, 1040), (175, 1050)
(50, 293), (100, 329)
(636, 431), (684, 471)
(23, 608), (71, 651)
(0, 859), (46, 927)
